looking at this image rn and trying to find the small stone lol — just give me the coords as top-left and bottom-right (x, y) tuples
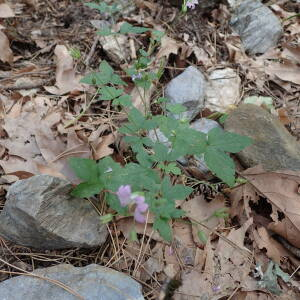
(165, 66), (206, 121)
(230, 0), (282, 54)
(224, 104), (300, 171)
(0, 264), (144, 300)
(205, 68), (241, 113)
(0, 175), (107, 249)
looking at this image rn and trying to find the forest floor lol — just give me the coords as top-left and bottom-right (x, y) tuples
(1, 0), (300, 299)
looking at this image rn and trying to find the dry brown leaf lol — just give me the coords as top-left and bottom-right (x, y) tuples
(116, 217), (163, 241)
(93, 133), (115, 160)
(268, 218), (300, 249)
(229, 182), (258, 220)
(243, 167), (300, 248)
(164, 220), (196, 273)
(181, 194), (225, 246)
(253, 227), (299, 265)
(44, 45), (83, 95)
(140, 242), (164, 281)
(174, 238), (216, 300)
(265, 59), (300, 85)
(175, 219), (253, 299)
(0, 96), (91, 181)
(130, 84), (156, 113)
(215, 218), (253, 287)
(0, 3), (15, 18)
(0, 30), (13, 63)
(157, 35), (182, 59)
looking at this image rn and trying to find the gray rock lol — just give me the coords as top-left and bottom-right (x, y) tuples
(230, 0), (282, 54)
(0, 264), (144, 300)
(0, 175), (107, 249)
(165, 66), (206, 121)
(224, 104), (300, 171)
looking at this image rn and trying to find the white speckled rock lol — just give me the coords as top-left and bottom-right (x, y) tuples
(0, 264), (144, 300)
(165, 66), (206, 121)
(205, 68), (241, 113)
(0, 175), (107, 249)
(230, 0), (282, 54)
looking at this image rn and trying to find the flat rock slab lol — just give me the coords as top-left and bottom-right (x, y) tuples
(230, 0), (282, 54)
(165, 66), (206, 121)
(224, 104), (300, 171)
(0, 175), (107, 249)
(0, 264), (144, 300)
(205, 68), (241, 113)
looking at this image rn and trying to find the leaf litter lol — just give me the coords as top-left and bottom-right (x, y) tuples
(1, 0), (300, 299)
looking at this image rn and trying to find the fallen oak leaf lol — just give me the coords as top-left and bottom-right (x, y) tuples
(0, 30), (13, 64)
(0, 3), (15, 18)
(242, 167), (300, 248)
(92, 133), (115, 160)
(44, 45), (83, 95)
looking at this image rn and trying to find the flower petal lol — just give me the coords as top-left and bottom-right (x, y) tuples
(134, 208), (146, 223)
(116, 185), (132, 206)
(137, 202), (148, 213)
(134, 195), (145, 205)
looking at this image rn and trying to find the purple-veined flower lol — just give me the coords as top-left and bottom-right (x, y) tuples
(186, 0), (199, 9)
(116, 185), (149, 223)
(131, 72), (142, 81)
(116, 185), (132, 207)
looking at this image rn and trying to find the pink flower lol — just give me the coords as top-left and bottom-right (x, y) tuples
(116, 185), (149, 223)
(116, 185), (132, 206)
(186, 0), (198, 9)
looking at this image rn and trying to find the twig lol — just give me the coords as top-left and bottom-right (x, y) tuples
(84, 36), (100, 67)
(0, 78), (54, 91)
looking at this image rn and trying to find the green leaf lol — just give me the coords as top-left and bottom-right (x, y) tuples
(139, 49), (149, 57)
(151, 30), (164, 42)
(71, 181), (103, 198)
(153, 217), (172, 242)
(97, 26), (114, 36)
(110, 73), (127, 85)
(170, 127), (207, 157)
(69, 158), (98, 181)
(100, 214), (113, 224)
(136, 151), (153, 168)
(197, 231), (208, 244)
(166, 103), (187, 114)
(161, 177), (193, 201)
(99, 86), (123, 100)
(153, 142), (170, 162)
(112, 94), (132, 107)
(128, 107), (146, 127)
(119, 22), (150, 34)
(85, 2), (119, 14)
(99, 60), (114, 76)
(212, 208), (229, 219)
(208, 127), (252, 153)
(165, 162), (181, 175)
(156, 97), (168, 104)
(129, 229), (138, 241)
(80, 72), (110, 86)
(218, 113), (228, 124)
(204, 147), (235, 186)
